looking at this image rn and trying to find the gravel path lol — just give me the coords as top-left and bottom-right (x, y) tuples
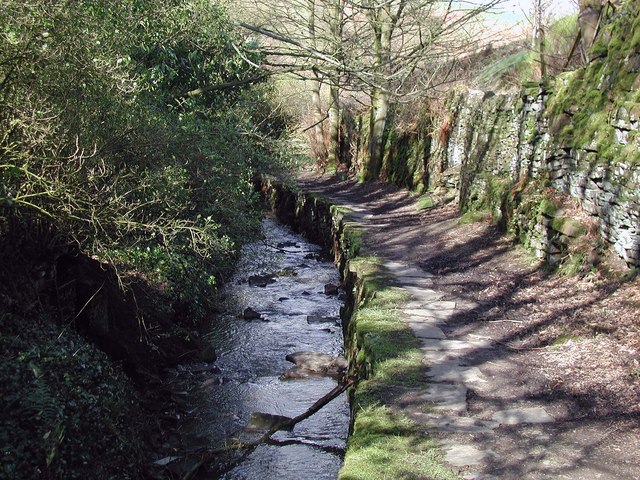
(297, 171), (640, 480)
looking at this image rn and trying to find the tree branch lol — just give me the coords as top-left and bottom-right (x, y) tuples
(181, 377), (354, 480)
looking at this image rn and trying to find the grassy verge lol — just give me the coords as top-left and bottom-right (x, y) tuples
(340, 254), (459, 480)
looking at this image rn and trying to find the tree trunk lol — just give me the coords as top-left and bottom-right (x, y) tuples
(310, 73), (327, 162)
(364, 87), (389, 181)
(362, 4), (394, 181)
(327, 83), (340, 167)
(307, 0), (327, 164)
(532, 0), (546, 79)
(326, 0), (344, 169)
(539, 27), (546, 78)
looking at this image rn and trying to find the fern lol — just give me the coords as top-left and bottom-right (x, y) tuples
(26, 371), (66, 468)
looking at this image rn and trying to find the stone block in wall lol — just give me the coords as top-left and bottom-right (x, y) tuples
(614, 128), (629, 145)
(599, 192), (618, 205)
(547, 252), (564, 265)
(612, 105), (639, 131)
(547, 241), (563, 255)
(550, 217), (587, 238)
(626, 247), (640, 261)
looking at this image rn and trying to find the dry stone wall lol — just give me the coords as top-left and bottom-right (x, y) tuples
(381, 1), (640, 270)
(432, 79), (640, 269)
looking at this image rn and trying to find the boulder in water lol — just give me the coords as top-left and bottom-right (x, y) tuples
(324, 283), (339, 295)
(283, 351), (348, 379)
(247, 274), (277, 287)
(277, 241), (299, 249)
(243, 307), (262, 320)
(277, 268), (298, 277)
(306, 315), (338, 324)
(246, 412), (293, 431)
(280, 367), (317, 380)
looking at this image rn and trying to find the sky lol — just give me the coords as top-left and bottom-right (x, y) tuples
(491, 0), (578, 25)
(472, 0), (579, 39)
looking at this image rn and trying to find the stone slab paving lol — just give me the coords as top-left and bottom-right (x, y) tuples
(296, 177), (639, 480)
(400, 285), (447, 302)
(385, 261), (434, 278)
(419, 338), (494, 351)
(404, 300), (457, 310)
(417, 384), (468, 413)
(425, 415), (499, 433)
(491, 407), (555, 425)
(427, 361), (487, 384)
(405, 322), (447, 339)
(444, 444), (495, 467)
(382, 259), (559, 478)
(403, 306), (455, 317)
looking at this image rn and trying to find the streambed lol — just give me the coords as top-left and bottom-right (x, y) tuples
(166, 216), (349, 479)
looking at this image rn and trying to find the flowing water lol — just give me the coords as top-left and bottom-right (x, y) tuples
(169, 216), (349, 479)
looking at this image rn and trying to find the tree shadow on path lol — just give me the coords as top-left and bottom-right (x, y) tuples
(296, 171), (640, 479)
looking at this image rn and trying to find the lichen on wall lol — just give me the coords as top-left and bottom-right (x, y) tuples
(542, 0), (640, 267)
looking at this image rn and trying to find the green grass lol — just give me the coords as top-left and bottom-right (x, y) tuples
(416, 194), (437, 211)
(476, 50), (535, 90)
(339, 406), (458, 480)
(340, 251), (459, 480)
(343, 224), (366, 257)
(331, 205), (355, 215)
(558, 252), (591, 276)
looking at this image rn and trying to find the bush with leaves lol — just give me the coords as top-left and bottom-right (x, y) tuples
(0, 0), (290, 316)
(0, 1), (300, 476)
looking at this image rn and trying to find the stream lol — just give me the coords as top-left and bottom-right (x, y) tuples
(165, 216), (349, 479)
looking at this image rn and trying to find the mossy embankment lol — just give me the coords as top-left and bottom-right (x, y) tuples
(1, 305), (146, 479)
(262, 178), (458, 480)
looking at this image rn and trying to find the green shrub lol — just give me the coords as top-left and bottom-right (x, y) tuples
(0, 0), (293, 318)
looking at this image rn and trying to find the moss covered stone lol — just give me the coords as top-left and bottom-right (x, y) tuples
(550, 217), (587, 237)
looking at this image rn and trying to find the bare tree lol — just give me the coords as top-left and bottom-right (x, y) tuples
(346, 0), (501, 179)
(236, 0), (349, 167)
(236, 0), (501, 177)
(531, 0), (552, 78)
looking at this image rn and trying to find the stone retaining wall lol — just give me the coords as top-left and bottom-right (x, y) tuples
(435, 80), (640, 268)
(261, 178), (380, 416)
(364, 0), (640, 269)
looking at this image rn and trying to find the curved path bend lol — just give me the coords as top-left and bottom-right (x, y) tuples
(297, 172), (640, 480)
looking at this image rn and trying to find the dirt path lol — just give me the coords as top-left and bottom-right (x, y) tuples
(297, 171), (640, 480)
